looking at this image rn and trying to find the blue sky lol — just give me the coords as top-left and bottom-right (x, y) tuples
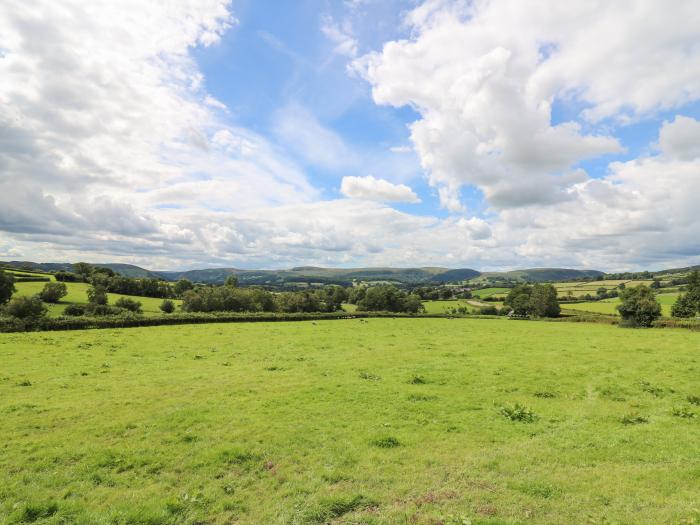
(1, 0), (699, 270)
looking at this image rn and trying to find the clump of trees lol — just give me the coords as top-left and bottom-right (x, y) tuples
(160, 299), (175, 314)
(504, 284), (560, 318)
(39, 282), (68, 303)
(351, 285), (424, 314)
(671, 270), (700, 318)
(3, 295), (47, 320)
(617, 285), (661, 327)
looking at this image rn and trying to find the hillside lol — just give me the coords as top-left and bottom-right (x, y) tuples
(2, 261), (608, 285)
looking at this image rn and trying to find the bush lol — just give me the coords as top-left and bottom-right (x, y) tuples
(617, 285), (661, 327)
(63, 304), (86, 316)
(3, 295), (47, 319)
(114, 297), (142, 313)
(671, 293), (697, 318)
(0, 270), (16, 305)
(39, 282), (68, 303)
(87, 285), (108, 305)
(479, 305), (498, 315)
(160, 299), (175, 313)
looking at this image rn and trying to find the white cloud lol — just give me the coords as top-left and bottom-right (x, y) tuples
(321, 15), (358, 58)
(353, 0), (700, 211)
(341, 175), (420, 202)
(658, 116), (700, 161)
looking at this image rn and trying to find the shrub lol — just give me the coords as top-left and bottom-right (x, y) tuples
(160, 299), (175, 313)
(479, 305), (498, 315)
(3, 295), (47, 319)
(0, 270), (16, 305)
(671, 294), (697, 318)
(114, 297), (142, 313)
(500, 403), (537, 422)
(87, 285), (108, 305)
(617, 285), (661, 327)
(39, 282), (68, 303)
(63, 304), (86, 316)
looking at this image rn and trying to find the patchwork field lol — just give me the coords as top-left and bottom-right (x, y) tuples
(562, 293), (679, 317)
(12, 281), (182, 317)
(1, 319), (698, 524)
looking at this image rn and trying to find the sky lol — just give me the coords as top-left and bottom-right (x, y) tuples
(0, 0), (699, 272)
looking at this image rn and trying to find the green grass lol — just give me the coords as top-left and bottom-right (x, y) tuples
(563, 294), (677, 317)
(471, 288), (509, 299)
(12, 281), (182, 317)
(1, 318), (699, 524)
(421, 299), (476, 314)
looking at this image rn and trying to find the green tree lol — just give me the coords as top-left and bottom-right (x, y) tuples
(0, 270), (16, 305)
(504, 284), (532, 316)
(528, 284), (560, 318)
(174, 279), (194, 296)
(73, 262), (93, 278)
(596, 287), (608, 297)
(4, 295), (47, 319)
(617, 285), (661, 327)
(686, 270), (700, 309)
(160, 299), (175, 314)
(87, 285), (108, 305)
(403, 294), (425, 314)
(224, 275), (239, 287)
(671, 294), (697, 318)
(39, 282), (68, 303)
(114, 297), (142, 313)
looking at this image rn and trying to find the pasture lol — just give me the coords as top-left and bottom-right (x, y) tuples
(11, 281), (181, 317)
(1, 318), (698, 524)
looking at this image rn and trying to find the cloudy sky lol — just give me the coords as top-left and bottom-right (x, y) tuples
(1, 0), (699, 271)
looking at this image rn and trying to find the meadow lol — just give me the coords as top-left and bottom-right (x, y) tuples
(12, 280), (182, 317)
(1, 318), (699, 524)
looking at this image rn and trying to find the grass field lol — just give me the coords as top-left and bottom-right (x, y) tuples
(12, 281), (182, 317)
(562, 293), (679, 317)
(421, 300), (476, 314)
(471, 288), (509, 299)
(1, 318), (699, 524)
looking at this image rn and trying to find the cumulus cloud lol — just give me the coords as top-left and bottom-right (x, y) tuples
(353, 0), (699, 211)
(0, 0), (317, 259)
(658, 116), (700, 161)
(341, 175), (420, 202)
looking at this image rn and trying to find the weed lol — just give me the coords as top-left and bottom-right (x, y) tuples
(16, 380), (32, 387)
(534, 391), (557, 398)
(639, 381), (664, 397)
(301, 495), (376, 524)
(372, 436), (401, 448)
(499, 403), (538, 422)
(687, 395), (700, 406)
(12, 501), (59, 523)
(620, 413), (649, 425)
(408, 375), (427, 384)
(671, 406), (696, 419)
(358, 371), (380, 381)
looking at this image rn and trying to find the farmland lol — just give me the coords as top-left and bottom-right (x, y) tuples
(11, 279), (181, 317)
(1, 318), (699, 524)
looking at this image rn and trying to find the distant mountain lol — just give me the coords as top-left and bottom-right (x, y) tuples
(1, 261), (162, 279)
(481, 268), (605, 283)
(1, 260), (605, 286)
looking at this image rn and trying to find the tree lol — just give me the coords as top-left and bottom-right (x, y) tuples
(686, 270), (700, 308)
(4, 295), (47, 319)
(597, 287), (608, 298)
(73, 262), (93, 278)
(617, 285), (661, 327)
(403, 294), (425, 314)
(0, 270), (16, 305)
(504, 284), (532, 316)
(160, 299), (175, 314)
(650, 279), (661, 289)
(114, 297), (142, 313)
(528, 284), (560, 318)
(39, 282), (68, 303)
(87, 285), (108, 305)
(671, 294), (697, 318)
(224, 275), (239, 287)
(174, 279), (194, 296)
